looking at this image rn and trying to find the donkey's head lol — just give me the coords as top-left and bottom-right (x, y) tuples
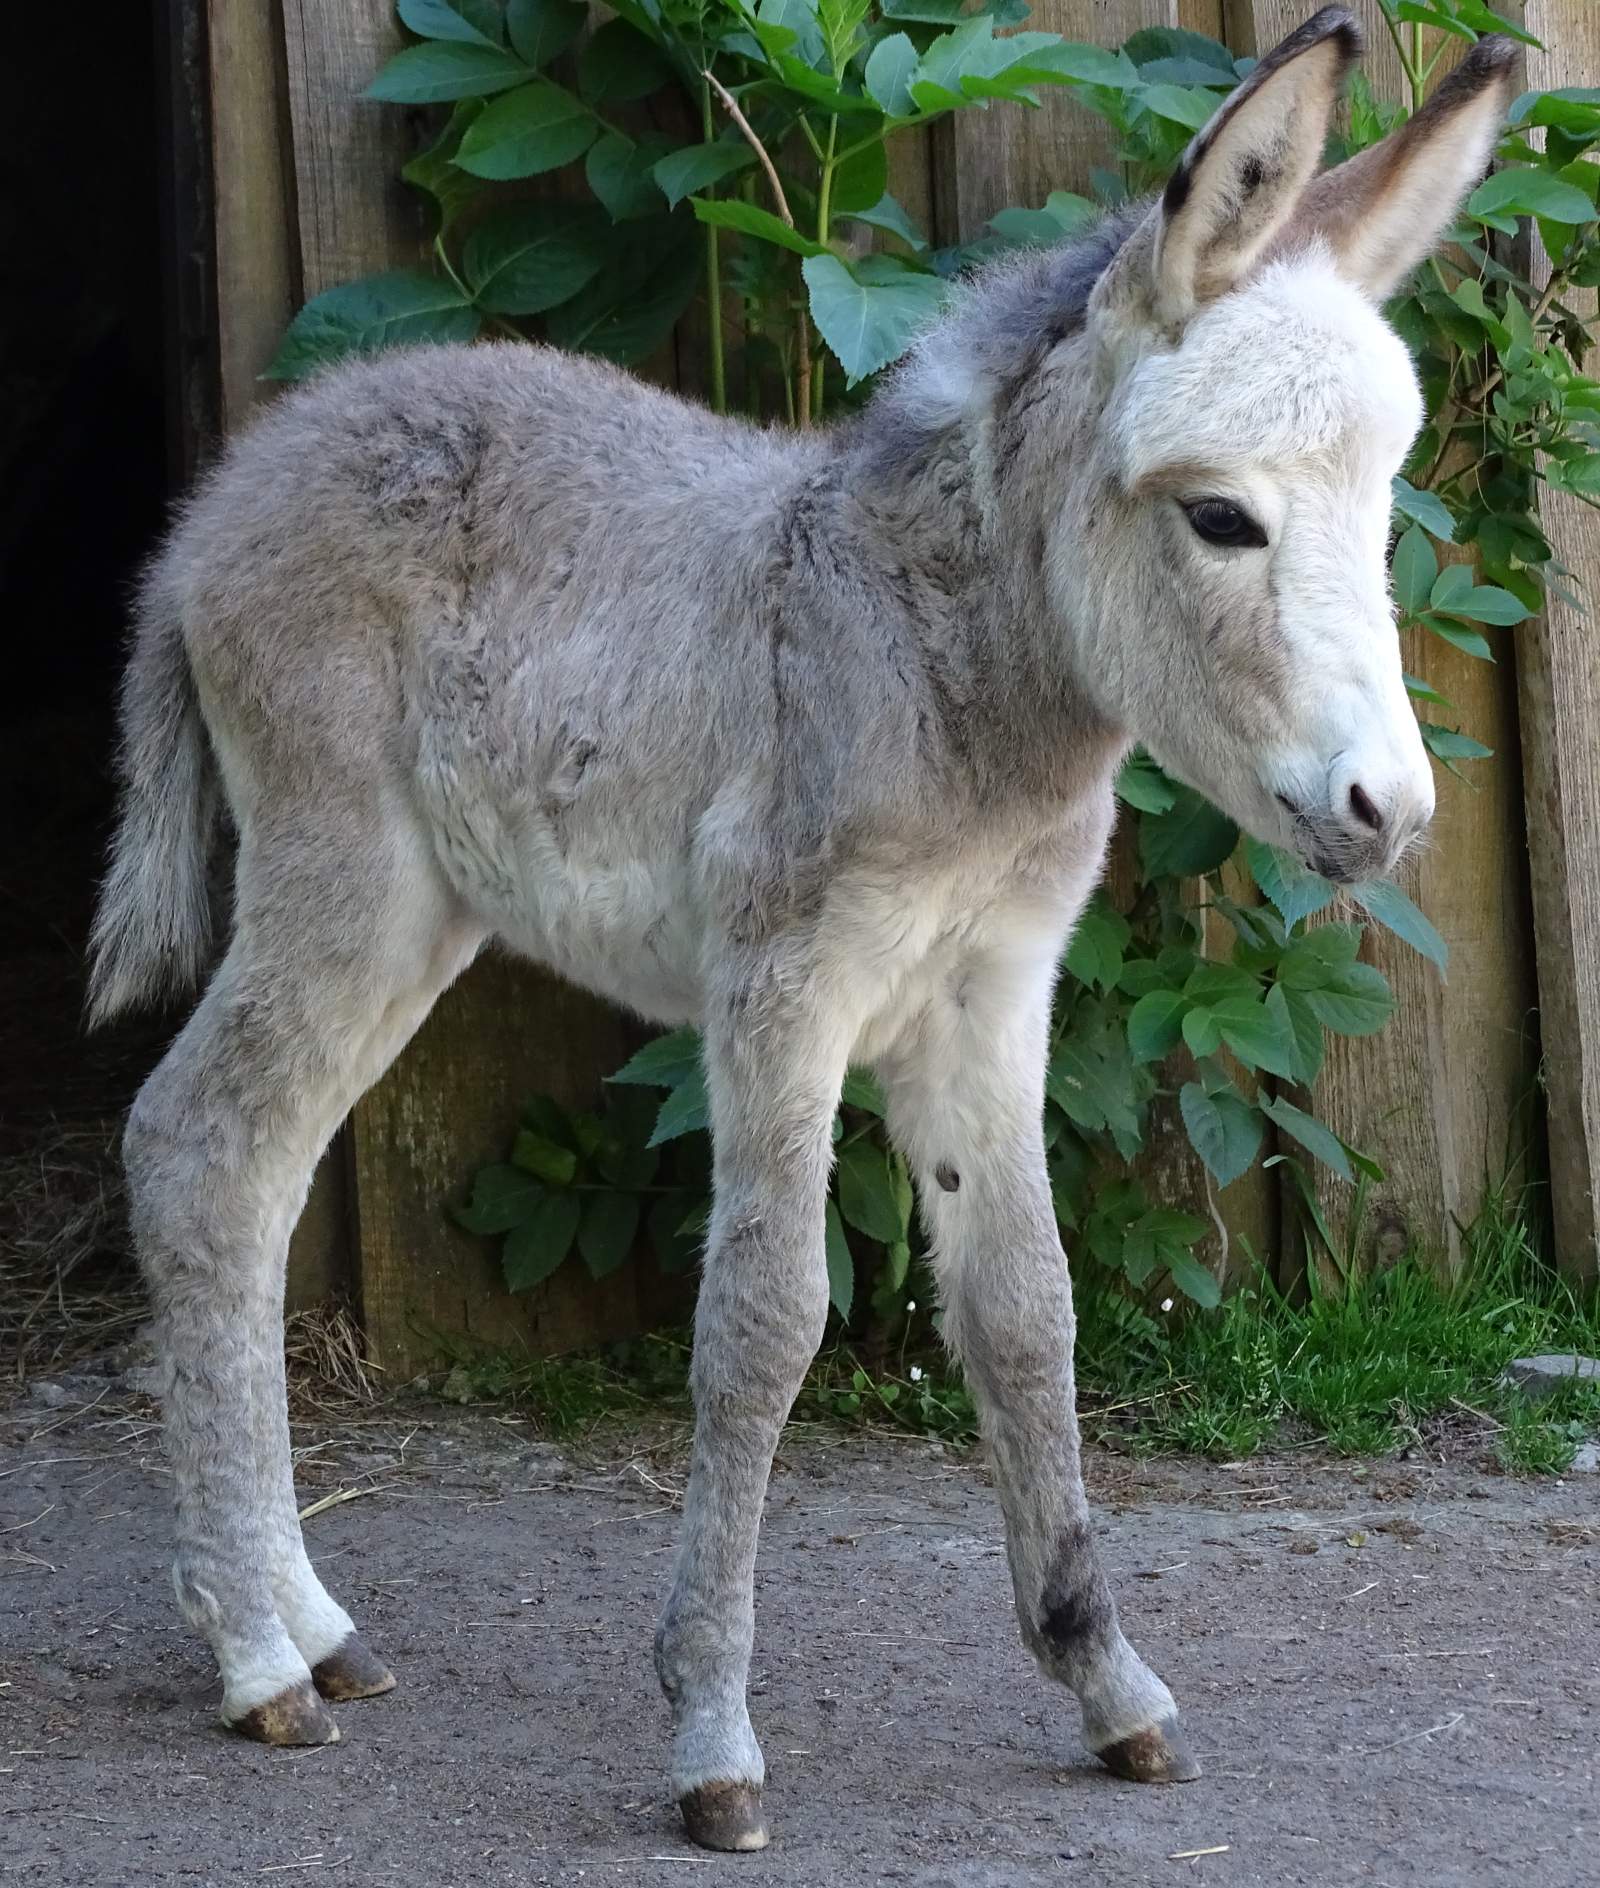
(1058, 10), (1518, 882)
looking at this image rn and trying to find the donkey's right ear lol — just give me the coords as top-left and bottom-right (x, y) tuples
(1141, 7), (1363, 330)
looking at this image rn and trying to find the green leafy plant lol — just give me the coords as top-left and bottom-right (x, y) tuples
(272, 2), (1599, 1321)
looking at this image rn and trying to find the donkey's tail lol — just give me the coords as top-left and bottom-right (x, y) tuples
(87, 556), (217, 1029)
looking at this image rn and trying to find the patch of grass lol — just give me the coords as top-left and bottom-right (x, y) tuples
(414, 1191), (1597, 1476)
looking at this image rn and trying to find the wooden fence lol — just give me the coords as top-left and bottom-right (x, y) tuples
(188, 0), (1600, 1372)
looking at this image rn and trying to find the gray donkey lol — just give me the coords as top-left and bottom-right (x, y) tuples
(92, 9), (1516, 1852)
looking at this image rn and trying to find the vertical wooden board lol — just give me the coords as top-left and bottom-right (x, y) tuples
(1227, 2), (1536, 1279)
(279, 0), (427, 296)
(1519, 0), (1600, 1282)
(208, 0), (299, 428)
(350, 954), (683, 1375)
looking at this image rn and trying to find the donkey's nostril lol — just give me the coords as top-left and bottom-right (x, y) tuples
(1348, 783), (1384, 833)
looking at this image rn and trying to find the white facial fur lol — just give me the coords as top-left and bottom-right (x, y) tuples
(1068, 251), (1432, 883)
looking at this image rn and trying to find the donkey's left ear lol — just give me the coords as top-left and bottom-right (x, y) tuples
(1148, 6), (1363, 328)
(1279, 36), (1521, 302)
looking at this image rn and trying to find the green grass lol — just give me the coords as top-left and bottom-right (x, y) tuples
(426, 1192), (1600, 1476)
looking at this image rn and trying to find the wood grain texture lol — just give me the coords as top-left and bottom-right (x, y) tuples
(1229, 3), (1537, 1280)
(208, 0), (299, 428)
(1519, 0), (1600, 1282)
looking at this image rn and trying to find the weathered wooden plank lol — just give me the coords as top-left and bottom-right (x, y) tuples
(208, 0), (299, 428)
(1519, 0), (1600, 1283)
(1228, 2), (1536, 1280)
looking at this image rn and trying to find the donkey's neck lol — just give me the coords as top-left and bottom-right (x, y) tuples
(829, 364), (1125, 812)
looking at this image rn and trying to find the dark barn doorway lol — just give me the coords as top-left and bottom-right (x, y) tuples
(2, 2), (185, 1370)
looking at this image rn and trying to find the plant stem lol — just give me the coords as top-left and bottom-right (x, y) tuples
(435, 234), (521, 341)
(814, 114), (837, 422)
(701, 79), (727, 414)
(704, 67), (812, 427)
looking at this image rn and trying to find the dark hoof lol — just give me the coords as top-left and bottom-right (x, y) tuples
(229, 1679), (341, 1747)
(1095, 1714), (1201, 1784)
(311, 1632), (397, 1703)
(679, 1781), (769, 1852)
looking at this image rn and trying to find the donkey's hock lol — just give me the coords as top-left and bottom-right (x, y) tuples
(93, 9), (1516, 1854)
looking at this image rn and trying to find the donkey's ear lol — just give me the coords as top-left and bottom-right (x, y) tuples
(1149, 6), (1363, 327)
(1279, 36), (1520, 302)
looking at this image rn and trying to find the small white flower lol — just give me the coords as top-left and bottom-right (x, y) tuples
(909, 1365), (924, 1382)
(905, 1299), (916, 1313)
(1160, 1297), (1174, 1313)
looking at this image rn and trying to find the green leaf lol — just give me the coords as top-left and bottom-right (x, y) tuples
(1208, 994), (1298, 1078)
(837, 1140), (906, 1244)
(1436, 586), (1529, 626)
(1469, 168), (1598, 226)
(1275, 923), (1361, 991)
(1179, 1080), (1263, 1188)
(1303, 962), (1395, 1036)
(503, 1192), (583, 1290)
(1164, 1248), (1222, 1310)
(1260, 1095), (1352, 1183)
(577, 1189), (641, 1279)
(1270, 983), (1324, 1088)
(1115, 751), (1176, 814)
(1064, 897), (1131, 993)
(824, 1198), (855, 1321)
(1127, 988), (1186, 1063)
(1391, 475), (1456, 542)
(401, 99), (487, 235)
(648, 1066), (711, 1146)
(1244, 838), (1336, 929)
(1423, 611), (1494, 659)
(463, 203), (609, 313)
(578, 18), (671, 103)
(1139, 783), (1238, 879)
(840, 1068), (887, 1114)
(511, 1128), (579, 1186)
(1351, 879), (1448, 975)
(833, 139), (889, 218)
(1391, 524), (1438, 615)
(653, 139), (757, 209)
(1420, 722), (1493, 762)
(649, 1190), (705, 1272)
(693, 197), (825, 257)
(1181, 1006), (1222, 1058)
(586, 131), (672, 222)
(1018, 40), (1137, 88)
(1122, 26), (1236, 75)
(506, 0), (586, 68)
(455, 81), (598, 179)
(452, 1163), (545, 1235)
(365, 41), (530, 102)
(609, 1027), (703, 1088)
(865, 32), (921, 116)
(844, 192), (927, 250)
(1136, 82), (1216, 130)
(546, 213), (699, 364)
(399, 0), (504, 46)
(265, 271), (480, 380)
(802, 252), (946, 384)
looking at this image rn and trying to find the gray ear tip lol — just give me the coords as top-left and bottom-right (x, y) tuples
(1275, 7), (1365, 70)
(1465, 34), (1522, 78)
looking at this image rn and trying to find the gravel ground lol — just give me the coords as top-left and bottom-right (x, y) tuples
(1, 1366), (1596, 1888)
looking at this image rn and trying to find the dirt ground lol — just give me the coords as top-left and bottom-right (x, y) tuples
(2, 1364), (1596, 1888)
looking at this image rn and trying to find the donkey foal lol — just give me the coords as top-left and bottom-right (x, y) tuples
(93, 9), (1515, 1852)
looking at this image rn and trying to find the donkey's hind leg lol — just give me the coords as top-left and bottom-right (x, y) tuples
(124, 818), (479, 1743)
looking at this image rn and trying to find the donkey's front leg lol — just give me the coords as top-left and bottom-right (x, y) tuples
(882, 947), (1199, 1786)
(656, 978), (850, 1853)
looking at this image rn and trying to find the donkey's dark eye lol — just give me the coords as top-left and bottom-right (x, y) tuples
(1183, 499), (1266, 549)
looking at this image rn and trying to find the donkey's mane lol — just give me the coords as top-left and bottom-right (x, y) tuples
(855, 202), (1147, 476)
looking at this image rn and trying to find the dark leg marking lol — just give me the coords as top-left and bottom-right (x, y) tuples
(1038, 1520), (1114, 1655)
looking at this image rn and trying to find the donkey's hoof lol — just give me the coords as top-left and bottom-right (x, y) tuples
(312, 1633), (397, 1703)
(679, 1781), (769, 1852)
(229, 1679), (342, 1748)
(1095, 1714), (1201, 1784)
